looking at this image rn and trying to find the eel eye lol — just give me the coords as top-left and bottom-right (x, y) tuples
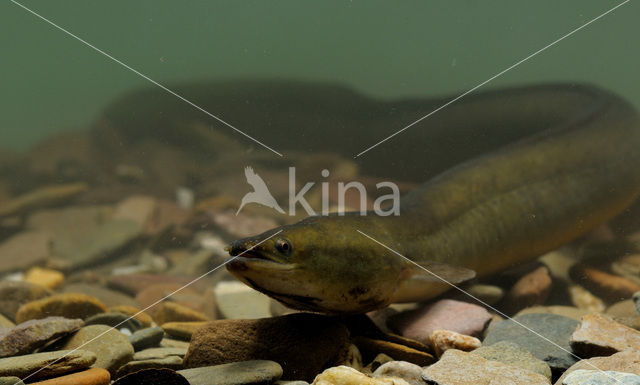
(275, 238), (292, 255)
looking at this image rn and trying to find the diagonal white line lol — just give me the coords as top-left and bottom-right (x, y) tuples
(14, 230), (282, 385)
(354, 0), (631, 158)
(356, 229), (625, 385)
(10, 0), (283, 158)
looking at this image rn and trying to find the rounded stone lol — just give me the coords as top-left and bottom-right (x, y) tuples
(152, 302), (209, 325)
(28, 368), (110, 385)
(16, 293), (108, 323)
(61, 325), (134, 375)
(0, 349), (96, 380)
(178, 360), (283, 385)
(129, 326), (165, 351)
(372, 361), (423, 385)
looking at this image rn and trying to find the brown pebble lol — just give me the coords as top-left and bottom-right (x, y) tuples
(353, 336), (435, 367)
(16, 293), (108, 323)
(109, 305), (153, 328)
(162, 321), (209, 340)
(502, 266), (552, 314)
(429, 329), (481, 357)
(152, 302), (210, 325)
(570, 265), (640, 303)
(29, 368), (110, 385)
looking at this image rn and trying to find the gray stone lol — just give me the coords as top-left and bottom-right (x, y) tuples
(471, 341), (552, 380)
(134, 347), (187, 361)
(0, 349), (96, 380)
(372, 361), (423, 385)
(0, 377), (24, 385)
(421, 349), (550, 385)
(213, 281), (271, 319)
(562, 369), (640, 384)
(178, 360), (283, 385)
(129, 326), (165, 351)
(483, 313), (579, 376)
(555, 350), (640, 384)
(26, 206), (142, 270)
(0, 316), (83, 357)
(61, 324), (134, 375)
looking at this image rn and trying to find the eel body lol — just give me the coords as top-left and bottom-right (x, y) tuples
(226, 83), (640, 314)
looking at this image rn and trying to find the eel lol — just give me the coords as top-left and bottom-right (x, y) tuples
(226, 83), (640, 314)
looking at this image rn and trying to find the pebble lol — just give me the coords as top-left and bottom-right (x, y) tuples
(516, 305), (591, 321)
(555, 350), (640, 384)
(213, 281), (271, 319)
(569, 285), (606, 313)
(160, 338), (190, 349)
(362, 354), (394, 374)
(0, 281), (52, 322)
(461, 284), (505, 305)
(562, 369), (640, 385)
(128, 326), (164, 351)
(0, 183), (87, 218)
(178, 360), (283, 385)
(0, 231), (52, 273)
(312, 366), (410, 385)
(107, 274), (197, 297)
(423, 349), (550, 385)
(606, 299), (636, 318)
(388, 299), (492, 344)
(62, 284), (139, 308)
(28, 368), (111, 385)
(15, 293), (108, 323)
(338, 344), (363, 370)
(85, 312), (142, 331)
(162, 321), (209, 340)
(151, 300), (210, 325)
(112, 195), (158, 234)
(0, 349), (96, 379)
(0, 316), (83, 357)
(0, 316), (12, 329)
(115, 356), (183, 378)
(0, 377), (23, 385)
(372, 361), (423, 385)
(471, 341), (552, 380)
(109, 306), (153, 328)
(24, 267), (64, 290)
(26, 205), (142, 270)
(570, 313), (640, 357)
(483, 313), (579, 375)
(428, 329), (481, 357)
(611, 254), (640, 285)
(502, 266), (552, 314)
(352, 337), (434, 367)
(112, 368), (189, 385)
(131, 348), (184, 362)
(570, 265), (640, 303)
(636, 292), (640, 314)
(183, 313), (350, 381)
(540, 249), (578, 282)
(61, 325), (134, 375)
(135, 284), (204, 313)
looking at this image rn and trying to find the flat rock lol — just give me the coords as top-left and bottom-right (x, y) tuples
(160, 338), (190, 349)
(61, 325), (134, 375)
(0, 316), (83, 357)
(472, 341), (552, 380)
(109, 306), (152, 328)
(0, 349), (96, 379)
(483, 313), (579, 375)
(152, 302), (210, 325)
(502, 266), (552, 314)
(162, 321), (208, 340)
(133, 347), (187, 361)
(183, 313), (350, 381)
(429, 329), (480, 357)
(313, 365), (410, 385)
(516, 306), (591, 321)
(352, 337), (434, 367)
(0, 183), (87, 218)
(562, 369), (640, 385)
(129, 326), (164, 351)
(178, 360), (283, 385)
(28, 367), (110, 385)
(213, 281), (271, 319)
(570, 313), (640, 357)
(569, 285), (606, 313)
(26, 206), (142, 270)
(421, 349), (550, 385)
(0, 232), (52, 273)
(570, 265), (640, 303)
(0, 377), (23, 385)
(372, 361), (423, 385)
(0, 282), (52, 321)
(388, 299), (492, 344)
(16, 293), (108, 323)
(62, 284), (139, 308)
(115, 356), (183, 378)
(555, 350), (640, 384)
(85, 312), (142, 332)
(113, 368), (189, 385)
